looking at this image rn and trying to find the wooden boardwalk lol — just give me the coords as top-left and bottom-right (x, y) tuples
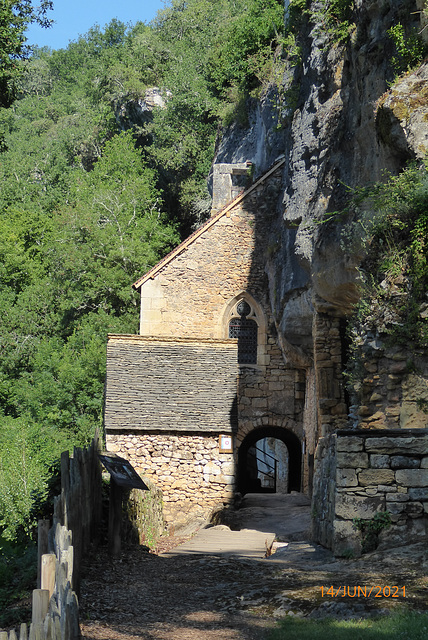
(162, 525), (276, 559)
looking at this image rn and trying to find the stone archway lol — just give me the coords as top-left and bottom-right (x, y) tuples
(237, 426), (302, 495)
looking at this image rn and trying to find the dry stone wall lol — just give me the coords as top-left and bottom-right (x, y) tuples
(313, 430), (428, 556)
(106, 432), (235, 527)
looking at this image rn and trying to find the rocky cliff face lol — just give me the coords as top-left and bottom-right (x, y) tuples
(213, 0), (428, 368)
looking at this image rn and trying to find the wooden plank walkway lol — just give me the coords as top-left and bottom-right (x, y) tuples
(161, 525), (275, 560)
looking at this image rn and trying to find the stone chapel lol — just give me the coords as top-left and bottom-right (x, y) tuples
(104, 158), (313, 529)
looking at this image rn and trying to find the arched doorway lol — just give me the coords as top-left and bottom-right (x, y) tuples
(237, 427), (302, 495)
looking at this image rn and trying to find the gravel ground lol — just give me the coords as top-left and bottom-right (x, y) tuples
(79, 511), (427, 640)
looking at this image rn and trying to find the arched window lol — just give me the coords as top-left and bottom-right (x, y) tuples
(228, 300), (258, 364)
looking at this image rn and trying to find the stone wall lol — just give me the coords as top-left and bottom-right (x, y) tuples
(211, 162), (251, 213)
(311, 433), (336, 549)
(348, 334), (428, 430)
(236, 344), (304, 439)
(123, 479), (165, 548)
(106, 432), (235, 529)
(312, 430), (428, 556)
(137, 164), (283, 340)
(313, 312), (348, 435)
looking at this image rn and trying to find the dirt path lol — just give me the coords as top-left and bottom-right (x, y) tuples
(80, 494), (428, 640)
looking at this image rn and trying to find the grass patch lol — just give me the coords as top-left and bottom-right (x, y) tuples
(268, 610), (428, 640)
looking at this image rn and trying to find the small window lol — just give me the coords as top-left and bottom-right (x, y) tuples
(228, 300), (258, 364)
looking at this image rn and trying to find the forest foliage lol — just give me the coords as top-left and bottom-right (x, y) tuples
(0, 0), (53, 108)
(0, 0), (287, 548)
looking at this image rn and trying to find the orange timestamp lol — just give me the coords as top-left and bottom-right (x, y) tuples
(320, 585), (406, 598)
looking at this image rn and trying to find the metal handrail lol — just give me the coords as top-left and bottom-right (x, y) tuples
(253, 445), (277, 464)
(247, 445), (278, 492)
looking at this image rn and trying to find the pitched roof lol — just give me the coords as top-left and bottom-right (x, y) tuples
(132, 156), (285, 290)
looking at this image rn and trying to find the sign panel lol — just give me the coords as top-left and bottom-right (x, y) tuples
(219, 434), (233, 453)
(99, 453), (149, 490)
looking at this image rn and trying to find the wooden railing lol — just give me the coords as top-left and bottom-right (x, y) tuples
(2, 432), (102, 640)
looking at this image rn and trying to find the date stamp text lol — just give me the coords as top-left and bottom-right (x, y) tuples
(320, 586), (406, 598)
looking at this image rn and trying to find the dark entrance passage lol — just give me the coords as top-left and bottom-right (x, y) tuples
(237, 427), (302, 495)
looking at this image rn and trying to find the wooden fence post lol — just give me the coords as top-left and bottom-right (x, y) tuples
(28, 623), (43, 640)
(61, 450), (70, 529)
(19, 623), (28, 640)
(41, 553), (56, 598)
(32, 589), (49, 625)
(37, 520), (50, 589)
(27, 435), (102, 640)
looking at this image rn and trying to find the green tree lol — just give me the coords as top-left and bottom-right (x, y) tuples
(205, 0), (285, 97)
(0, 133), (178, 442)
(12, 321), (108, 439)
(52, 132), (178, 324)
(0, 0), (53, 107)
(0, 417), (65, 540)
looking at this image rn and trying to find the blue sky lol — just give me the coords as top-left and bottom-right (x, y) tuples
(26, 0), (166, 50)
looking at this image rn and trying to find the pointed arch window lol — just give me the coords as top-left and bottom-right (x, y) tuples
(228, 300), (258, 364)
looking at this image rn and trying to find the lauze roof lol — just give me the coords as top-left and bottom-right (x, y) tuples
(104, 335), (239, 433)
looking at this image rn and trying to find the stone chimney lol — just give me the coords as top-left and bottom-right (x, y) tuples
(211, 162), (252, 215)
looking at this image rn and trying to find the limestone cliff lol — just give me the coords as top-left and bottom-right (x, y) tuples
(213, 0), (428, 365)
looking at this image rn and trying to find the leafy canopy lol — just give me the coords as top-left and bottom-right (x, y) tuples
(0, 0), (53, 106)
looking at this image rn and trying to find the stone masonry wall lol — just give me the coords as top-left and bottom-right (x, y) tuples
(311, 434), (336, 548)
(138, 166), (283, 340)
(348, 336), (428, 430)
(313, 430), (428, 556)
(106, 432), (235, 529)
(313, 312), (348, 436)
(236, 342), (304, 440)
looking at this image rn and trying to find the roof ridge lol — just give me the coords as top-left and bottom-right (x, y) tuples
(132, 156), (285, 290)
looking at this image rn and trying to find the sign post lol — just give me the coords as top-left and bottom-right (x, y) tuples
(98, 454), (149, 557)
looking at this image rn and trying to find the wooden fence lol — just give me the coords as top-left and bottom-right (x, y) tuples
(2, 432), (102, 640)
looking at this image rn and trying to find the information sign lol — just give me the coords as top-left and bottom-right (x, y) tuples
(219, 434), (233, 453)
(99, 453), (149, 490)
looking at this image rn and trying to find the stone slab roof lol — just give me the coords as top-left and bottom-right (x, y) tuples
(105, 335), (239, 433)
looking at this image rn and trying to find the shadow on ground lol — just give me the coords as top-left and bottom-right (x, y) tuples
(79, 493), (427, 640)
